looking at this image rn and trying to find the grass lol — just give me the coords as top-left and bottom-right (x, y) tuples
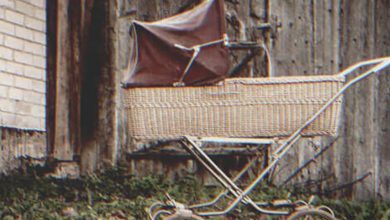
(0, 166), (389, 219)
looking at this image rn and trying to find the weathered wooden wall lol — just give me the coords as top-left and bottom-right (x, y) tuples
(118, 0), (390, 200)
(340, 0), (390, 200)
(268, 0), (390, 200)
(0, 127), (46, 173)
(47, 0), (122, 173)
(268, 0), (341, 198)
(46, 0), (389, 199)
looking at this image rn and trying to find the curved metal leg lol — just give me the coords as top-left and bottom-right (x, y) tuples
(190, 150), (263, 209)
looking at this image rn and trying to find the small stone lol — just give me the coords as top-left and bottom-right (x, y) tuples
(62, 207), (78, 217)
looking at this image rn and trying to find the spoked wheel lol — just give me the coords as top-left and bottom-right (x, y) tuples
(151, 209), (204, 220)
(287, 209), (335, 220)
(161, 213), (204, 220)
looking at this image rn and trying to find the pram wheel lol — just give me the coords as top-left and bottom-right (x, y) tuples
(287, 209), (335, 220)
(162, 213), (204, 220)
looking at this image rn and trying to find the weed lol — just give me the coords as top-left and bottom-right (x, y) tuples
(0, 168), (389, 219)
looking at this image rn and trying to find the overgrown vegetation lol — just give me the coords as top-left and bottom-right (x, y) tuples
(0, 167), (389, 219)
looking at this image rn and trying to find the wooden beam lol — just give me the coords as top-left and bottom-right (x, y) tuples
(47, 0), (121, 173)
(79, 0), (120, 173)
(47, 0), (75, 160)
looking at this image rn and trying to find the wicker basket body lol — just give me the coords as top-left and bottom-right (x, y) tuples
(123, 76), (345, 140)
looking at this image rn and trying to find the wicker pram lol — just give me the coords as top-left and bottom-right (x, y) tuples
(122, 1), (390, 219)
(123, 58), (390, 220)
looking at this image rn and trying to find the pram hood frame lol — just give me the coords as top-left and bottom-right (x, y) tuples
(123, 0), (228, 87)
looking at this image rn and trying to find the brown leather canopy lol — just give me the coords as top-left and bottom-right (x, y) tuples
(123, 0), (229, 87)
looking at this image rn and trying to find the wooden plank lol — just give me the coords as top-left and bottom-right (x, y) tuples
(339, 0), (377, 200)
(268, 0), (318, 186)
(47, 0), (90, 161)
(375, 0), (390, 200)
(46, 0), (57, 160)
(269, 0), (315, 76)
(67, 0), (87, 157)
(310, 0), (341, 195)
(52, 0), (73, 160)
(79, 0), (120, 173)
(225, 0), (268, 77)
(0, 128), (46, 173)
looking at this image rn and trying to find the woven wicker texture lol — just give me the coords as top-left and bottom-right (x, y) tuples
(123, 75), (345, 140)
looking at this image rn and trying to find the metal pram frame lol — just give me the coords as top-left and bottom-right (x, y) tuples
(143, 57), (390, 220)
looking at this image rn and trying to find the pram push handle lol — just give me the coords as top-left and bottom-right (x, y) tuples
(338, 56), (390, 77)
